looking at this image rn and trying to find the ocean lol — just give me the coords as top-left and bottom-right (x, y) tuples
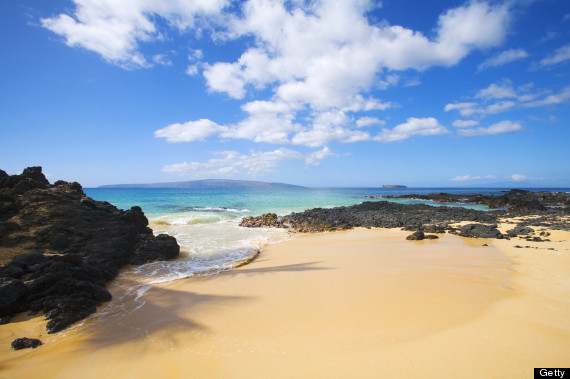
(84, 186), (568, 285)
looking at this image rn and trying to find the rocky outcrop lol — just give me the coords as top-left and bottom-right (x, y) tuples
(283, 201), (501, 232)
(241, 201), (503, 235)
(385, 189), (570, 213)
(0, 167), (179, 333)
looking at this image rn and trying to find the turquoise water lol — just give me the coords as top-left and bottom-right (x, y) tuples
(83, 186), (565, 284)
(85, 187), (502, 219)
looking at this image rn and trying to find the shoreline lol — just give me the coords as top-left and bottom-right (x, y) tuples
(2, 222), (568, 377)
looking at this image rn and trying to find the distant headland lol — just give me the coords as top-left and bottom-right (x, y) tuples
(99, 179), (305, 189)
(382, 185), (407, 188)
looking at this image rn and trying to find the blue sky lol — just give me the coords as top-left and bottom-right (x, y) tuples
(1, 0), (569, 187)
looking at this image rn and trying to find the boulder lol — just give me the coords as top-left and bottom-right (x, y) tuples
(406, 231), (425, 240)
(458, 224), (503, 239)
(506, 225), (535, 237)
(11, 337), (42, 350)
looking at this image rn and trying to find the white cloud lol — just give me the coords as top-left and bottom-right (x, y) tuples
(207, 0), (510, 99)
(539, 43), (570, 66)
(452, 120), (479, 128)
(436, 2), (510, 53)
(199, 0), (509, 145)
(304, 147), (342, 166)
(444, 102), (478, 116)
(523, 86), (570, 107)
(185, 48), (203, 76)
(41, 0), (229, 68)
(44, 1), (515, 149)
(404, 78), (421, 87)
(509, 174), (527, 181)
(452, 174), (496, 181)
(219, 100), (302, 144)
(476, 82), (517, 100)
(484, 100), (517, 114)
(186, 64), (200, 76)
(477, 48), (528, 71)
(374, 117), (449, 142)
(203, 62), (247, 99)
(152, 54), (173, 66)
(292, 126), (371, 147)
(457, 120), (523, 137)
(154, 119), (225, 142)
(446, 81), (570, 119)
(161, 147), (340, 177)
(356, 117), (386, 128)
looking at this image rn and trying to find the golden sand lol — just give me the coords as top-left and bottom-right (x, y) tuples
(1, 226), (569, 378)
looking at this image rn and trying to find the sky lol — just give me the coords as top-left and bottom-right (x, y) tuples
(1, 0), (569, 188)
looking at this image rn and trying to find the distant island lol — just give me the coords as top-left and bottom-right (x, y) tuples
(382, 185), (407, 188)
(98, 179), (305, 189)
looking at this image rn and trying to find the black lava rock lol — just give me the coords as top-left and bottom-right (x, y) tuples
(506, 225), (535, 237)
(274, 201), (502, 233)
(0, 167), (180, 333)
(11, 337), (43, 350)
(406, 231), (425, 240)
(458, 224), (503, 239)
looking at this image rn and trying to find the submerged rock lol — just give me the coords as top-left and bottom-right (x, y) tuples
(0, 167), (180, 333)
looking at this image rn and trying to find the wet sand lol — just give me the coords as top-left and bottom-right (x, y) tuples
(1, 227), (569, 378)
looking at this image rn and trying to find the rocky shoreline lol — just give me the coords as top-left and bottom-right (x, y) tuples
(240, 189), (570, 238)
(380, 189), (570, 213)
(0, 167), (180, 334)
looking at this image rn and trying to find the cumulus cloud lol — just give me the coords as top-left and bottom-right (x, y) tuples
(196, 0), (509, 147)
(220, 100), (302, 144)
(477, 48), (528, 71)
(457, 120), (523, 137)
(41, 0), (229, 68)
(161, 147), (338, 177)
(154, 119), (225, 142)
(374, 117), (449, 142)
(42, 1), (518, 149)
(205, 0), (510, 102)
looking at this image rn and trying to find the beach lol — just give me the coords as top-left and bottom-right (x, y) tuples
(2, 223), (569, 378)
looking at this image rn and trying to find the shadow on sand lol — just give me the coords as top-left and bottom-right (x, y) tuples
(77, 260), (329, 350)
